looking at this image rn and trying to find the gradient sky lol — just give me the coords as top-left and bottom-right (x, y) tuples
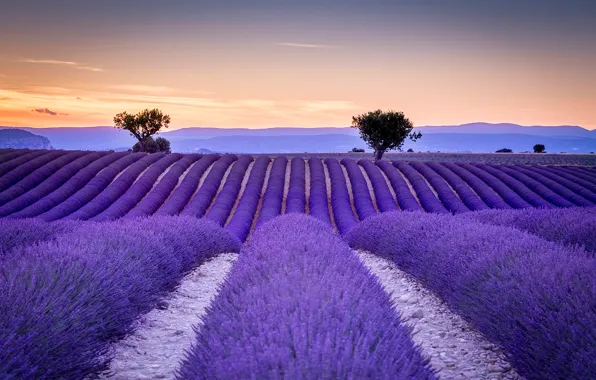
(1, 0), (595, 130)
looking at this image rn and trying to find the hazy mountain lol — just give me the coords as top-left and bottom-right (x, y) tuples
(2, 123), (595, 153)
(0, 128), (54, 149)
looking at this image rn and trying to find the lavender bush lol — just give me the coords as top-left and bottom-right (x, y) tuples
(0, 218), (79, 254)
(307, 157), (332, 225)
(125, 154), (202, 218)
(255, 156), (287, 228)
(347, 212), (596, 379)
(226, 156), (270, 241)
(424, 162), (489, 211)
(409, 162), (469, 213)
(205, 155), (254, 225)
(324, 158), (358, 234)
(177, 214), (435, 380)
(0, 150), (69, 192)
(357, 159), (398, 212)
(64, 153), (165, 220)
(0, 216), (240, 379)
(462, 206), (596, 254)
(0, 152), (106, 216)
(91, 153), (184, 221)
(455, 163), (531, 208)
(9, 152), (127, 219)
(439, 162), (510, 209)
(156, 154), (220, 215)
(376, 160), (421, 211)
(393, 162), (448, 213)
(285, 157), (306, 213)
(0, 150), (50, 178)
(37, 153), (144, 221)
(474, 163), (552, 208)
(180, 154), (238, 217)
(487, 164), (574, 207)
(340, 158), (377, 219)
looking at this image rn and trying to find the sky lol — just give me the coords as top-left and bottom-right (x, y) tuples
(0, 0), (595, 130)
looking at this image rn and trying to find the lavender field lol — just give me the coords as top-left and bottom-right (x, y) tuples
(1, 148), (595, 379)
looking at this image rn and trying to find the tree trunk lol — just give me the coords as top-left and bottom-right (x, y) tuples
(374, 149), (384, 161)
(139, 139), (146, 153)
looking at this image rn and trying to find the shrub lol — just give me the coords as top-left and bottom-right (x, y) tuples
(347, 212), (596, 380)
(178, 214), (435, 379)
(496, 148), (513, 153)
(533, 144), (546, 153)
(350, 147), (365, 153)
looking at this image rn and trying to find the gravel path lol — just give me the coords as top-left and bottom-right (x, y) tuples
(281, 160), (291, 214)
(358, 251), (522, 380)
(359, 165), (380, 213)
(304, 159), (311, 214)
(99, 253), (238, 380)
(322, 161), (337, 232)
(225, 161), (254, 226)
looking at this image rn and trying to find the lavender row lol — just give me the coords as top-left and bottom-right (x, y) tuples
(394, 162), (448, 214)
(340, 158), (377, 220)
(226, 156), (270, 241)
(358, 159), (398, 212)
(180, 155), (238, 217)
(255, 156), (287, 228)
(285, 157), (306, 214)
(0, 150), (50, 178)
(0, 218), (79, 254)
(307, 157), (332, 225)
(10, 152), (128, 219)
(0, 216), (240, 379)
(156, 154), (221, 215)
(178, 214), (435, 379)
(0, 150), (69, 192)
(347, 212), (596, 379)
(424, 162), (489, 211)
(526, 166), (596, 203)
(0, 152), (106, 216)
(487, 164), (574, 207)
(455, 163), (531, 208)
(205, 155), (254, 226)
(91, 153), (184, 221)
(324, 158), (358, 234)
(0, 150), (32, 165)
(376, 160), (421, 211)
(125, 154), (203, 218)
(473, 163), (552, 208)
(0, 151), (90, 206)
(409, 162), (469, 214)
(545, 166), (596, 193)
(557, 166), (596, 185)
(64, 153), (164, 220)
(462, 206), (596, 254)
(509, 165), (594, 206)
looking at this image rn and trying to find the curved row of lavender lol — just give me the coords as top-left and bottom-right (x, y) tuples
(346, 211), (596, 379)
(462, 206), (596, 254)
(1, 150), (596, 241)
(0, 216), (241, 379)
(177, 214), (435, 379)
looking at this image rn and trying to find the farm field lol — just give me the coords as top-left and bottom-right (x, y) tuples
(0, 148), (595, 379)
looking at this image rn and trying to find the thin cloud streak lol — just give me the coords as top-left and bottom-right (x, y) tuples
(20, 59), (103, 72)
(276, 42), (338, 49)
(32, 108), (68, 116)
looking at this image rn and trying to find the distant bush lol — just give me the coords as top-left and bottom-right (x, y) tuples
(350, 147), (365, 153)
(496, 148), (513, 153)
(132, 136), (171, 153)
(533, 144), (546, 153)
(407, 148), (414, 152)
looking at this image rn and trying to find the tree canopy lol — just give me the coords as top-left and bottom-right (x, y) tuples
(352, 109), (421, 160)
(114, 108), (170, 152)
(533, 144), (546, 153)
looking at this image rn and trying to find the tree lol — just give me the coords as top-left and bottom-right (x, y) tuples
(132, 136), (171, 153)
(352, 109), (421, 160)
(533, 144), (546, 153)
(114, 108), (170, 152)
(407, 148), (414, 153)
(351, 147), (365, 153)
(496, 148), (513, 153)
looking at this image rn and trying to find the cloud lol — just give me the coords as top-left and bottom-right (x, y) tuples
(277, 42), (337, 49)
(21, 59), (103, 72)
(112, 85), (176, 93)
(32, 108), (68, 116)
(0, 97), (9, 101)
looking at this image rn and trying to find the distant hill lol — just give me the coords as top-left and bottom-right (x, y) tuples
(0, 128), (53, 149)
(1, 123), (595, 153)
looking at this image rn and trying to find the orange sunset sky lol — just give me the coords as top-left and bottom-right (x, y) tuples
(1, 1), (595, 130)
